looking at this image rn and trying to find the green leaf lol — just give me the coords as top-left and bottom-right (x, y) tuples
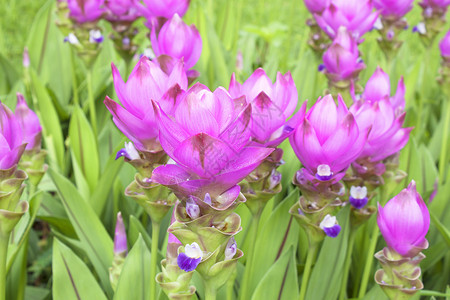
(430, 212), (450, 248)
(69, 106), (100, 194)
(113, 235), (152, 300)
(251, 246), (299, 300)
(24, 286), (50, 300)
(50, 169), (113, 295)
(305, 205), (350, 300)
(52, 239), (107, 300)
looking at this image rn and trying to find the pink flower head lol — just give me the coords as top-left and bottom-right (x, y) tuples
(0, 103), (26, 170)
(104, 0), (143, 22)
(374, 0), (414, 19)
(439, 30), (450, 58)
(377, 181), (430, 257)
(290, 94), (367, 181)
(152, 83), (273, 197)
(67, 0), (105, 23)
(314, 0), (379, 39)
(419, 0), (450, 15)
(350, 98), (412, 162)
(143, 0), (190, 19)
(15, 93), (42, 151)
(104, 56), (188, 152)
(113, 212), (127, 254)
(322, 27), (365, 82)
(361, 66), (405, 112)
(151, 14), (202, 70)
(228, 69), (304, 147)
(304, 0), (330, 14)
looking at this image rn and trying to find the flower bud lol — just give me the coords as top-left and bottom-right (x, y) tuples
(374, 0), (414, 19)
(186, 197), (200, 219)
(319, 214), (341, 238)
(142, 0), (190, 19)
(439, 29), (450, 59)
(114, 212), (128, 254)
(377, 181), (430, 257)
(67, 0), (105, 24)
(224, 237), (237, 261)
(15, 93), (42, 151)
(0, 103), (26, 170)
(23, 47), (30, 68)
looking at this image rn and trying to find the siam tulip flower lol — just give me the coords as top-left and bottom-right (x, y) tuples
(349, 186), (368, 209)
(152, 83), (274, 198)
(374, 0), (414, 19)
(228, 69), (303, 147)
(322, 27), (365, 84)
(0, 103), (26, 170)
(314, 0), (379, 39)
(377, 181), (430, 257)
(303, 0), (330, 14)
(177, 242), (203, 272)
(67, 0), (105, 24)
(104, 56), (188, 152)
(360, 66), (405, 112)
(143, 0), (190, 20)
(440, 29), (450, 58)
(290, 94), (367, 182)
(150, 14), (202, 70)
(113, 212), (128, 254)
(15, 93), (42, 151)
(104, 0), (142, 23)
(319, 214), (341, 237)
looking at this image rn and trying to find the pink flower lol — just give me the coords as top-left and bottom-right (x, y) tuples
(322, 27), (365, 82)
(290, 94), (367, 181)
(228, 69), (303, 147)
(104, 56), (187, 152)
(142, 0), (190, 19)
(377, 181), (430, 257)
(113, 212), (127, 254)
(15, 93), (42, 151)
(314, 0), (379, 39)
(67, 0), (105, 23)
(439, 30), (450, 58)
(304, 0), (330, 14)
(374, 0), (414, 19)
(0, 103), (26, 170)
(150, 14), (202, 70)
(152, 83), (273, 197)
(104, 0), (143, 22)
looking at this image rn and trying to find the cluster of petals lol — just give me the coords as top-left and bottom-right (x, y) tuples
(152, 83), (274, 198)
(150, 14), (202, 70)
(322, 27), (365, 82)
(440, 30), (450, 58)
(142, 0), (190, 20)
(314, 0), (379, 39)
(228, 68), (302, 147)
(290, 94), (367, 181)
(303, 0), (330, 14)
(104, 0), (144, 22)
(0, 103), (26, 170)
(350, 68), (411, 162)
(15, 93), (42, 151)
(377, 181), (430, 257)
(104, 56), (188, 152)
(373, 0), (414, 19)
(67, 0), (105, 23)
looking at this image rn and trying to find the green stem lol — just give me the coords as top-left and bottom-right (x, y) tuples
(339, 229), (356, 300)
(70, 49), (80, 107)
(299, 241), (319, 300)
(150, 221), (160, 300)
(239, 212), (261, 300)
(439, 100), (450, 184)
(0, 233), (10, 300)
(86, 68), (98, 138)
(358, 224), (379, 299)
(204, 280), (217, 300)
(226, 269), (237, 300)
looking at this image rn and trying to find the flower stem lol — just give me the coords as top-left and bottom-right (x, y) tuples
(358, 224), (379, 299)
(70, 49), (80, 107)
(204, 280), (217, 300)
(86, 68), (98, 138)
(239, 212), (261, 300)
(439, 100), (450, 184)
(150, 221), (160, 300)
(0, 233), (10, 300)
(299, 241), (319, 300)
(339, 229), (356, 300)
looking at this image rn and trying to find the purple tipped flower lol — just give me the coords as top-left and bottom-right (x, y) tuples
(67, 0), (105, 24)
(114, 212), (128, 254)
(228, 69), (303, 147)
(116, 141), (140, 160)
(349, 186), (368, 209)
(177, 242), (202, 272)
(322, 27), (365, 82)
(0, 103), (26, 169)
(143, 0), (190, 19)
(377, 181), (430, 257)
(314, 0), (379, 39)
(15, 93), (42, 151)
(89, 29), (104, 43)
(105, 56), (187, 152)
(374, 0), (414, 19)
(439, 30), (450, 58)
(290, 94), (367, 181)
(304, 0), (330, 14)
(152, 83), (273, 197)
(150, 14), (202, 70)
(320, 214), (341, 238)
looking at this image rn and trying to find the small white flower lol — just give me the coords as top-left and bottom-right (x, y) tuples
(124, 142), (140, 160)
(373, 18), (383, 30)
(320, 214), (337, 229)
(350, 186), (367, 200)
(143, 48), (155, 59)
(317, 164), (332, 177)
(185, 242), (203, 259)
(416, 22), (427, 35)
(65, 33), (80, 45)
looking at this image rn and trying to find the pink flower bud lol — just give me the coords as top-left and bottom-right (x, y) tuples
(67, 0), (105, 24)
(23, 47), (30, 68)
(303, 0), (330, 14)
(114, 212), (128, 254)
(439, 29), (450, 58)
(0, 102), (25, 169)
(143, 0), (190, 19)
(377, 181), (430, 257)
(105, 0), (143, 22)
(374, 0), (414, 19)
(15, 93), (42, 151)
